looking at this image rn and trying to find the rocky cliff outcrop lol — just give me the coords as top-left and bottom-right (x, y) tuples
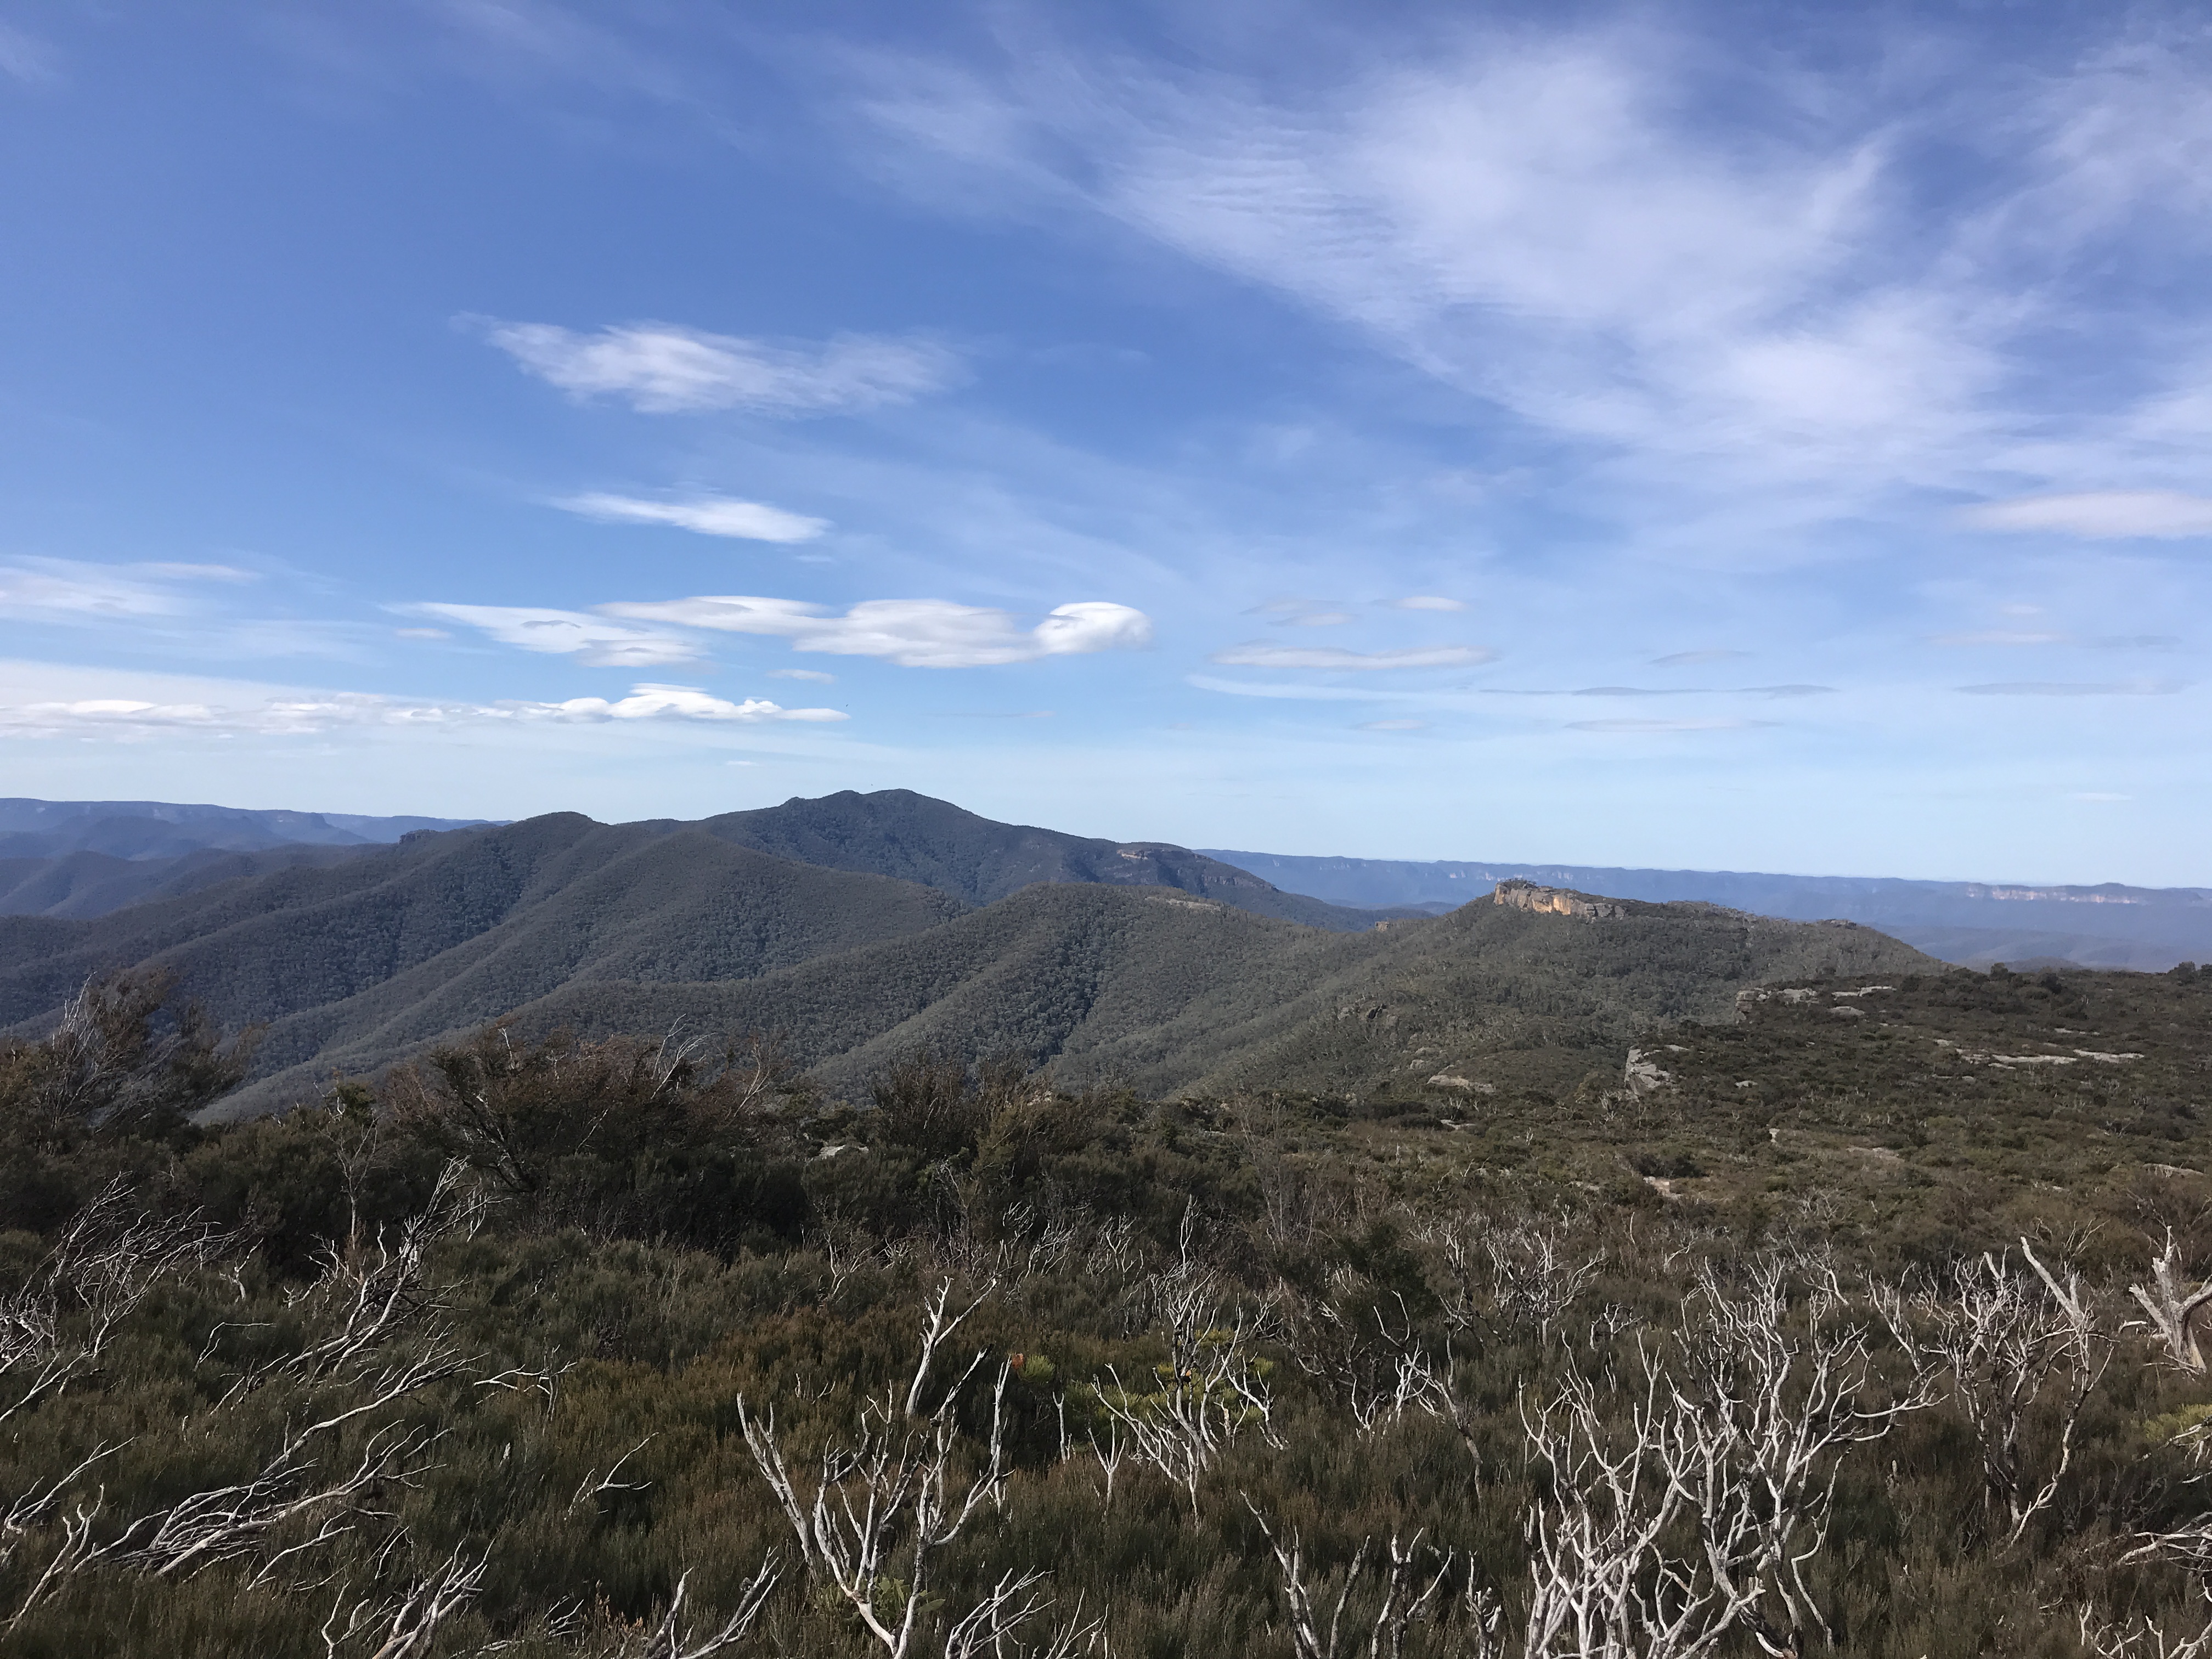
(1492, 878), (1629, 921)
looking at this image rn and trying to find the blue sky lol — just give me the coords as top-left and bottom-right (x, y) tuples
(2, 2), (2209, 882)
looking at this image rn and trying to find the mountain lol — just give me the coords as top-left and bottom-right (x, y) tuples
(0, 845), (377, 921)
(692, 789), (1419, 929)
(0, 791), (1403, 1107)
(0, 798), (494, 920)
(352, 880), (1933, 1112)
(0, 791), (1935, 1116)
(1201, 850), (2212, 972)
(0, 797), (485, 855)
(0, 814), (963, 1091)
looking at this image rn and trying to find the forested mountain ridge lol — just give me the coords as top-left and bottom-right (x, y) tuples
(213, 877), (1933, 1115)
(0, 843), (375, 921)
(695, 788), (1417, 928)
(2, 791), (1933, 1119)
(0, 815), (967, 1101)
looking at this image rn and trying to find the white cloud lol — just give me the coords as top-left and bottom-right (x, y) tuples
(1209, 642), (1493, 670)
(1963, 490), (2212, 539)
(1277, 611), (1356, 627)
(1392, 596), (1467, 611)
(407, 603), (703, 667)
(1359, 719), (1425, 731)
(767, 667), (836, 682)
(847, 33), (1994, 501)
(482, 319), (960, 415)
(534, 684), (846, 723)
(1651, 648), (1749, 665)
(601, 595), (1153, 668)
(394, 627), (451, 639)
(556, 492), (830, 543)
(0, 681), (843, 740)
(840, 25), (2212, 545)
(0, 560), (198, 621)
(0, 561), (324, 656)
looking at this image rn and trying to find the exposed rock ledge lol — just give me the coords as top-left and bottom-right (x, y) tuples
(1492, 878), (1629, 921)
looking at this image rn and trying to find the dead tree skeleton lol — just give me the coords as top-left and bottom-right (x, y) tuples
(1092, 1248), (1281, 1518)
(1878, 1239), (2107, 1550)
(0, 1181), (228, 1428)
(2129, 1231), (2212, 1373)
(1672, 1255), (1933, 1657)
(1247, 1505), (1453, 1659)
(740, 1278), (1092, 1658)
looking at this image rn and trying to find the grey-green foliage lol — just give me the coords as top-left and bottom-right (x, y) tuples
(507, 883), (1934, 1103)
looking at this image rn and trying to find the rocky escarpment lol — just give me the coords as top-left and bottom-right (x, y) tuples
(1492, 878), (1630, 921)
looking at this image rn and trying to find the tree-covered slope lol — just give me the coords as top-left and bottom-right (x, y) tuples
(0, 844), (378, 919)
(698, 788), (1413, 930)
(483, 885), (1937, 1107)
(2, 816), (964, 1114)
(2, 791), (1936, 1120)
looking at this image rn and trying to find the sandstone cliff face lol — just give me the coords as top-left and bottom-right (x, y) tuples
(1492, 878), (1629, 921)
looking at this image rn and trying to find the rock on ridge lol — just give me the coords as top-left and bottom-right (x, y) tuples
(1492, 878), (1630, 921)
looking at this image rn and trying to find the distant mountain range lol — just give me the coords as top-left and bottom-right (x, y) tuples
(0, 789), (1932, 1116)
(0, 792), (2196, 972)
(1203, 851), (2212, 973)
(0, 798), (489, 921)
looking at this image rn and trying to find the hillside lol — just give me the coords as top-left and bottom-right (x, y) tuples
(2, 791), (1934, 1119)
(7, 943), (2209, 1659)
(1204, 848), (2212, 969)
(0, 844), (376, 920)
(0, 815), (964, 1097)
(698, 788), (1414, 929)
(369, 881), (1934, 1115)
(0, 792), (1420, 1107)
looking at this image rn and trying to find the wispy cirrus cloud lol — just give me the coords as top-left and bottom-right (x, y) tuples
(0, 558), (247, 623)
(481, 319), (960, 415)
(1963, 490), (2212, 538)
(832, 20), (2212, 549)
(841, 29), (1967, 502)
(1209, 642), (1493, 670)
(601, 595), (1152, 668)
(555, 491), (830, 543)
(404, 603), (703, 668)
